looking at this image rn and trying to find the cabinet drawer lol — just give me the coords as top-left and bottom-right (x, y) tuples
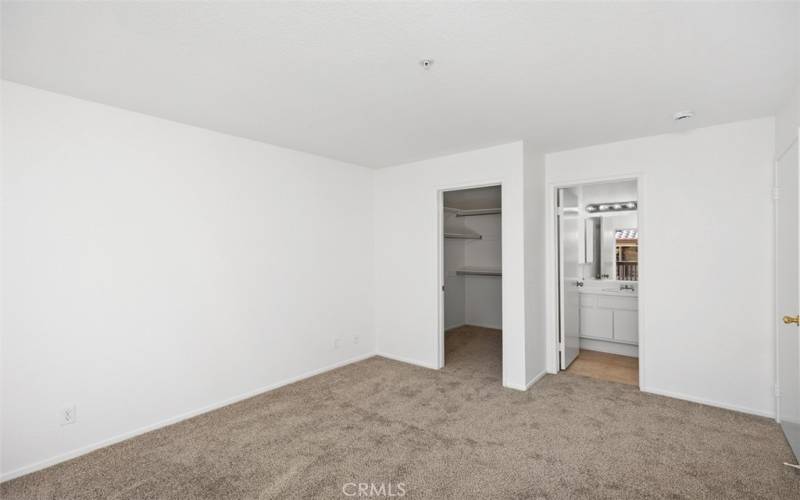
(597, 295), (638, 311)
(580, 307), (613, 339)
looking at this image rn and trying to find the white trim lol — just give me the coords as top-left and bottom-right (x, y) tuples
(0, 352), (376, 483)
(641, 385), (775, 419)
(375, 352), (440, 370)
(526, 370), (549, 389)
(776, 136), (799, 163)
(461, 322), (502, 330)
(445, 323), (502, 332)
(773, 157), (781, 423)
(505, 370), (548, 392)
(579, 338), (639, 358)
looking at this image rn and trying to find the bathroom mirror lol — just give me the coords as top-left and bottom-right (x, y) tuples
(585, 212), (638, 281)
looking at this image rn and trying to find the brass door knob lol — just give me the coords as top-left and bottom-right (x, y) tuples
(783, 315), (800, 325)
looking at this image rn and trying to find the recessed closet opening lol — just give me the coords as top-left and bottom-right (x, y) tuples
(439, 185), (503, 382)
(555, 179), (641, 386)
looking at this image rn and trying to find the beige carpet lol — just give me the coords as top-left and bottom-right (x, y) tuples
(3, 325), (799, 499)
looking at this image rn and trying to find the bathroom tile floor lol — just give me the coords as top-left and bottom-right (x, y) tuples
(566, 349), (639, 385)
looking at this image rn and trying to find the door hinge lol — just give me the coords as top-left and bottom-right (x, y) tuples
(775, 385), (781, 398)
(773, 187), (780, 200)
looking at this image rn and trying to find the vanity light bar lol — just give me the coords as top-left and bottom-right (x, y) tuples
(585, 201), (637, 213)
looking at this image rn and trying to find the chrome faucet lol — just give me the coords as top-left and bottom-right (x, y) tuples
(620, 284), (635, 291)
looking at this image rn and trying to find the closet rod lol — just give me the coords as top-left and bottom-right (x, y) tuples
(444, 232), (482, 240)
(456, 267), (502, 277)
(455, 208), (501, 217)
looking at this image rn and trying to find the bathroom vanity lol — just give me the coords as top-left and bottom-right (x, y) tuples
(578, 282), (638, 356)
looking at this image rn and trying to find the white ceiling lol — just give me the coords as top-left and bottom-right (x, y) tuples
(3, 2), (798, 168)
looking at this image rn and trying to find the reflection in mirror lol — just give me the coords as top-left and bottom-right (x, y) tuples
(585, 212), (638, 281)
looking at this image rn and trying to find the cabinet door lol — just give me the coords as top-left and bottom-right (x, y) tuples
(613, 310), (638, 343)
(580, 308), (613, 339)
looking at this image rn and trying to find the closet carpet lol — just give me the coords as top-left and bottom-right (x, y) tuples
(3, 325), (798, 499)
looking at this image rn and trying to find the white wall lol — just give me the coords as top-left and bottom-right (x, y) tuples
(1, 82), (376, 479)
(775, 85), (799, 155)
(443, 211), (466, 329)
(443, 209), (505, 331)
(463, 214), (502, 329)
(581, 180), (638, 206)
(523, 146), (547, 385)
(373, 143), (528, 389)
(546, 118), (776, 417)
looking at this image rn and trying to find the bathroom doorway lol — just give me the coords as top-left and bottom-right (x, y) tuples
(555, 179), (641, 386)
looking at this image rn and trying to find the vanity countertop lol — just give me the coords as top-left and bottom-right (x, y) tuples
(579, 286), (637, 298)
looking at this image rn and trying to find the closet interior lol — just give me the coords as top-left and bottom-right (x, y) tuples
(442, 185), (503, 370)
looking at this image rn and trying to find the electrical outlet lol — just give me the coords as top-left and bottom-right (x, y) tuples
(353, 335), (360, 345)
(333, 338), (341, 349)
(61, 405), (77, 426)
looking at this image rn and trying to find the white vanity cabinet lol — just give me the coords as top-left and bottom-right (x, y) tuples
(579, 291), (638, 344)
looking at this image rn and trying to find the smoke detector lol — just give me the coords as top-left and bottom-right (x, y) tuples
(420, 59), (434, 70)
(673, 110), (695, 121)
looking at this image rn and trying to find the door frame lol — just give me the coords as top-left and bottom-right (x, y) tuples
(545, 173), (646, 387)
(774, 134), (800, 425)
(557, 189), (581, 369)
(436, 180), (504, 378)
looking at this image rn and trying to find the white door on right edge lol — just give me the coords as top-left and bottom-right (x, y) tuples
(777, 137), (800, 461)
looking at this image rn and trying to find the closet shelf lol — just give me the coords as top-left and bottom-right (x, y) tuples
(444, 231), (482, 240)
(444, 206), (502, 217)
(455, 208), (501, 217)
(456, 267), (502, 277)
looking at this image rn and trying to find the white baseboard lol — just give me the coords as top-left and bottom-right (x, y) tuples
(640, 385), (774, 419)
(0, 352), (376, 483)
(526, 370), (549, 389)
(579, 338), (638, 357)
(464, 322), (502, 330)
(446, 323), (503, 331)
(504, 370), (549, 391)
(375, 351), (439, 370)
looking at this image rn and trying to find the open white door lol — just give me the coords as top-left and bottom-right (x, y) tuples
(777, 137), (800, 462)
(558, 188), (580, 369)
